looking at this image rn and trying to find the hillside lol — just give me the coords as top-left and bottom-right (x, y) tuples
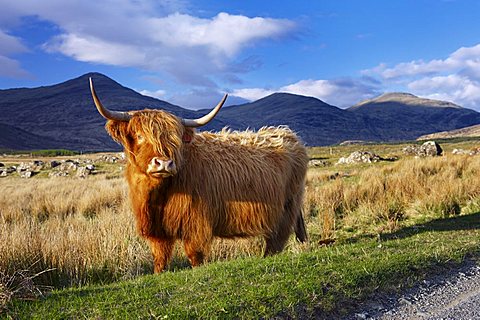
(348, 93), (480, 141)
(218, 93), (378, 145)
(0, 73), (198, 151)
(417, 124), (480, 140)
(2, 73), (480, 150)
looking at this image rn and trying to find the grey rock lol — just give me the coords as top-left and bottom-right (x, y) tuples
(309, 159), (330, 167)
(337, 151), (382, 165)
(20, 170), (34, 178)
(49, 160), (61, 168)
(403, 141), (443, 157)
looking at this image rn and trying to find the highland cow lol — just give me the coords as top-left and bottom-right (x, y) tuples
(90, 78), (308, 273)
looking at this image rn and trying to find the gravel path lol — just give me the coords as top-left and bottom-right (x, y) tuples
(348, 259), (480, 320)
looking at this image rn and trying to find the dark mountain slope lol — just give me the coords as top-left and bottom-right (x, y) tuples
(2, 74), (480, 150)
(0, 122), (65, 150)
(348, 93), (480, 141)
(218, 93), (378, 145)
(0, 73), (198, 151)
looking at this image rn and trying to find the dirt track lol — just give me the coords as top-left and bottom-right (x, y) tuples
(348, 259), (480, 320)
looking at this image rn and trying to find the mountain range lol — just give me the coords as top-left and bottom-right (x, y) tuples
(1, 72), (480, 151)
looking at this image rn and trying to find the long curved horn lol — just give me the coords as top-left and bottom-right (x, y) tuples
(89, 77), (132, 121)
(181, 94), (228, 127)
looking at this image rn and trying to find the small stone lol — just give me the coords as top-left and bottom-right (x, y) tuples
(20, 171), (34, 178)
(354, 312), (368, 319)
(50, 160), (61, 168)
(398, 297), (412, 305)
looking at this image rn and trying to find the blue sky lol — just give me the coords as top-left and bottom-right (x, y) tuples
(1, 0), (480, 110)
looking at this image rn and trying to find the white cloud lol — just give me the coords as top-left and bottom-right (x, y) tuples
(139, 89), (166, 99)
(44, 34), (147, 67)
(231, 88), (275, 101)
(232, 78), (380, 108)
(408, 74), (480, 107)
(365, 43), (480, 109)
(0, 1), (295, 86)
(0, 55), (30, 78)
(0, 29), (30, 78)
(146, 12), (294, 57)
(366, 43), (480, 80)
(0, 30), (27, 56)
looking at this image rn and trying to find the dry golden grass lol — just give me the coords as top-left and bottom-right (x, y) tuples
(0, 176), (151, 287)
(303, 154), (480, 241)
(2, 151), (480, 292)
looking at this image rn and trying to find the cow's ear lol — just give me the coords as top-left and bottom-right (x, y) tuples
(105, 120), (130, 146)
(182, 127), (195, 143)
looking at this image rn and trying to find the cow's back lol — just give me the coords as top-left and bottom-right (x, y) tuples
(164, 126), (308, 239)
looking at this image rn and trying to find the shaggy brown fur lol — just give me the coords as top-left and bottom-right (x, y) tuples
(105, 109), (308, 272)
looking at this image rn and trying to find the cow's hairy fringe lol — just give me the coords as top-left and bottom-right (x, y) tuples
(195, 126), (303, 149)
(134, 111), (182, 159)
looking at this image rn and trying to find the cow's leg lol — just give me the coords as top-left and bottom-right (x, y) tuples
(264, 204), (295, 256)
(183, 239), (210, 267)
(149, 237), (175, 273)
(264, 233), (290, 256)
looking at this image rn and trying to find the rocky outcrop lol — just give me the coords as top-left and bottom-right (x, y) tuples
(452, 147), (480, 156)
(309, 159), (331, 167)
(403, 141), (443, 157)
(337, 151), (382, 165)
(1, 157), (106, 178)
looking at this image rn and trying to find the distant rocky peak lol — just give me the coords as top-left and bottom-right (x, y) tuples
(353, 92), (462, 109)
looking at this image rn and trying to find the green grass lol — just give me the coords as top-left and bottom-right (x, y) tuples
(0, 149), (79, 157)
(308, 137), (480, 163)
(29, 149), (79, 157)
(6, 212), (480, 319)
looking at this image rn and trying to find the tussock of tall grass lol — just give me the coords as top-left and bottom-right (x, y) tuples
(0, 176), (267, 289)
(303, 155), (480, 240)
(0, 177), (151, 288)
(2, 154), (480, 291)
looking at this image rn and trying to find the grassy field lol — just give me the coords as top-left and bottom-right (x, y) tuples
(1, 139), (480, 318)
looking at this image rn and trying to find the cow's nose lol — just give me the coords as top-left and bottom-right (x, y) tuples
(148, 158), (177, 175)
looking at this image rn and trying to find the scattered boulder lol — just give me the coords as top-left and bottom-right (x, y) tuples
(452, 147), (480, 156)
(336, 151), (382, 165)
(20, 170), (36, 178)
(471, 147), (480, 155)
(59, 161), (78, 171)
(403, 141), (443, 157)
(452, 148), (466, 155)
(0, 153), (122, 178)
(420, 141), (443, 156)
(76, 164), (96, 178)
(16, 162), (31, 173)
(48, 171), (69, 177)
(96, 153), (125, 163)
(0, 166), (13, 177)
(76, 167), (89, 178)
(49, 160), (61, 168)
(402, 145), (418, 156)
(309, 159), (330, 167)
(33, 160), (44, 166)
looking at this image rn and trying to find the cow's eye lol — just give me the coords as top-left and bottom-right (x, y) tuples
(137, 134), (145, 143)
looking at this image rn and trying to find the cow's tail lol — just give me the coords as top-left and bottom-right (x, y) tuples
(295, 212), (308, 243)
